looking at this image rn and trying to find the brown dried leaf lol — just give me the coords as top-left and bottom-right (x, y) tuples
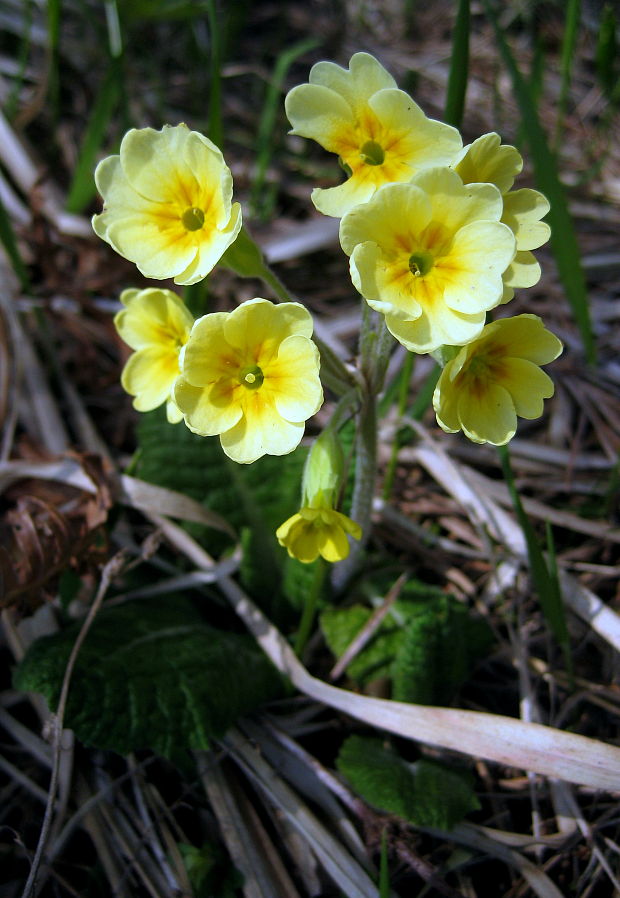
(0, 453), (113, 612)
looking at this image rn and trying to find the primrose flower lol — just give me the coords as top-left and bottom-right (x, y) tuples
(276, 507), (362, 564)
(285, 52), (462, 217)
(92, 124), (242, 285)
(433, 314), (562, 445)
(276, 430), (361, 563)
(454, 133), (550, 302)
(339, 167), (516, 353)
(174, 299), (323, 464)
(114, 287), (193, 423)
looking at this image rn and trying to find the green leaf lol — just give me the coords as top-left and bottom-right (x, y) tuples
(391, 594), (494, 705)
(321, 588), (493, 703)
(136, 406), (304, 546)
(178, 842), (242, 898)
(14, 596), (282, 757)
(337, 736), (479, 829)
(320, 604), (402, 685)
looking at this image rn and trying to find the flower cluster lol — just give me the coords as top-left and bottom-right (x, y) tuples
(93, 124), (323, 468)
(286, 52), (562, 446)
(93, 54), (563, 568)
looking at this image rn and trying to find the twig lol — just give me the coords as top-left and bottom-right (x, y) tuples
(329, 572), (407, 680)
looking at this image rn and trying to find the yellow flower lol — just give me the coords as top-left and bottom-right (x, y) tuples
(339, 167), (516, 353)
(114, 287), (194, 423)
(454, 133), (550, 302)
(276, 507), (362, 564)
(92, 124), (242, 285)
(285, 52), (462, 217)
(433, 314), (562, 445)
(174, 299), (323, 464)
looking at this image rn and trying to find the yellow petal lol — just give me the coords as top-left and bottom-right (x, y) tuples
(439, 220), (515, 314)
(502, 188), (550, 251)
(457, 382), (517, 445)
(433, 362), (462, 433)
(386, 307), (485, 354)
(285, 83), (355, 152)
(309, 53), (396, 108)
(223, 299), (314, 358)
(500, 357), (555, 418)
(317, 519), (351, 562)
(339, 182), (431, 256)
(181, 312), (237, 387)
(114, 288), (193, 351)
(219, 395), (304, 464)
(121, 347), (180, 412)
(454, 132), (523, 193)
(489, 315), (563, 365)
(173, 202), (242, 286)
(174, 377), (243, 436)
(411, 167), (504, 234)
(502, 250), (541, 289)
(268, 336), (323, 422)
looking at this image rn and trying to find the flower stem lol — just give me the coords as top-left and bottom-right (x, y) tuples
(294, 558), (326, 658)
(382, 351), (415, 500)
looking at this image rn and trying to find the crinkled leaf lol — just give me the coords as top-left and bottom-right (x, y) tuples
(321, 586), (493, 703)
(392, 594), (494, 705)
(320, 604), (402, 684)
(14, 596), (282, 757)
(337, 735), (479, 829)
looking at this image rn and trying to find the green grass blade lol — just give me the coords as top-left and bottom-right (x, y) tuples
(47, 0), (61, 119)
(596, 4), (619, 101)
(5, 0), (34, 121)
(66, 61), (122, 213)
(0, 192), (30, 290)
(250, 37), (318, 220)
(498, 446), (571, 669)
(444, 0), (470, 128)
(379, 827), (390, 898)
(206, 0), (223, 148)
(555, 0), (581, 146)
(544, 520), (574, 682)
(482, 0), (596, 364)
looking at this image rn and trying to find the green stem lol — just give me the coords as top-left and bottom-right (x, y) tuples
(294, 558), (326, 657)
(382, 352), (414, 500)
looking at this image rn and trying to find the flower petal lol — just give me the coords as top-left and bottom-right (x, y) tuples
(411, 167), (504, 234)
(122, 347), (180, 411)
(386, 305), (485, 353)
(223, 298), (314, 357)
(502, 188), (550, 251)
(285, 83), (355, 152)
(174, 377), (243, 436)
(114, 288), (193, 351)
(454, 132), (522, 193)
(440, 220), (515, 314)
(268, 336), (323, 422)
(501, 357), (555, 418)
(457, 382), (517, 445)
(310, 52), (396, 106)
(488, 315), (563, 364)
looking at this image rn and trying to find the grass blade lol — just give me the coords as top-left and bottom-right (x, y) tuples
(498, 446), (572, 672)
(0, 191), (29, 290)
(444, 0), (470, 128)
(47, 0), (61, 119)
(66, 60), (122, 213)
(206, 0), (223, 148)
(250, 37), (319, 220)
(482, 0), (596, 364)
(555, 0), (581, 146)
